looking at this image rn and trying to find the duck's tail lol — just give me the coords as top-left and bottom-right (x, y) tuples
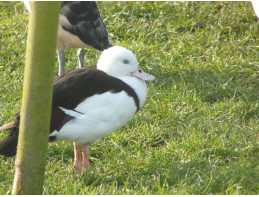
(0, 127), (19, 157)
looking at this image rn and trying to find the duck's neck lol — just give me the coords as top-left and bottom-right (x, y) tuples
(116, 76), (147, 108)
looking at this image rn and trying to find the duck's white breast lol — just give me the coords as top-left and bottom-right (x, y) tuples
(53, 90), (137, 144)
(117, 76), (147, 107)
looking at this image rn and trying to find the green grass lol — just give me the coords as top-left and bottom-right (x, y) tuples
(0, 1), (258, 195)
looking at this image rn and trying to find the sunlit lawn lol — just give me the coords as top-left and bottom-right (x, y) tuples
(0, 1), (258, 194)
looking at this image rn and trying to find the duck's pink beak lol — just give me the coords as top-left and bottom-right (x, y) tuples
(132, 69), (156, 81)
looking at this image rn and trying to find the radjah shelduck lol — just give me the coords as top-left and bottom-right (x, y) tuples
(24, 1), (112, 75)
(0, 46), (156, 172)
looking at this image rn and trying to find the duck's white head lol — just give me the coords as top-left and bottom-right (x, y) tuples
(97, 46), (156, 81)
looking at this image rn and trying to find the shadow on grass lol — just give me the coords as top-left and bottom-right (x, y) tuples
(159, 66), (258, 104)
(153, 66), (258, 126)
(52, 146), (257, 194)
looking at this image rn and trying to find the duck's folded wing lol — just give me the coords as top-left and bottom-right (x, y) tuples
(60, 1), (112, 51)
(52, 67), (139, 111)
(53, 67), (112, 110)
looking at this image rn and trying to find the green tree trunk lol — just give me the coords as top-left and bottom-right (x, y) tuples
(12, 2), (61, 195)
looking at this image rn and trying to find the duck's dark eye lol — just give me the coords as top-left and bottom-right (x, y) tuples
(138, 69), (142, 73)
(123, 59), (129, 64)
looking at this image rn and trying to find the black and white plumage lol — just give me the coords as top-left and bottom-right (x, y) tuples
(0, 46), (156, 172)
(24, 1), (112, 75)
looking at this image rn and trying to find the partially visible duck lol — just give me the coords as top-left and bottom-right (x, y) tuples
(24, 1), (112, 75)
(0, 46), (155, 172)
